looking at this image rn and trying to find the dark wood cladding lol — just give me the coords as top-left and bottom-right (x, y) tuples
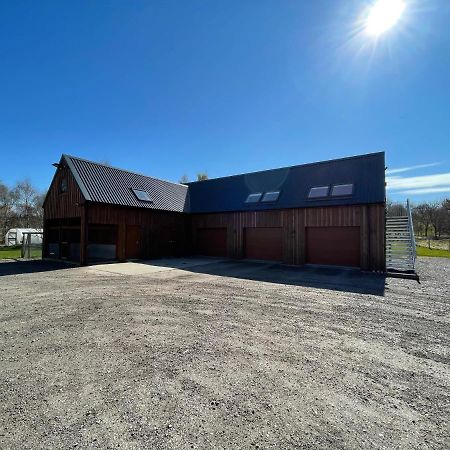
(44, 169), (385, 271)
(87, 203), (188, 260)
(191, 204), (385, 271)
(44, 166), (84, 220)
(195, 228), (227, 257)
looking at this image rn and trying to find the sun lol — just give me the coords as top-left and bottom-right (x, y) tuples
(365, 0), (406, 36)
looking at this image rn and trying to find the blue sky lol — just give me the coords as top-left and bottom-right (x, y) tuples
(1, 0), (449, 202)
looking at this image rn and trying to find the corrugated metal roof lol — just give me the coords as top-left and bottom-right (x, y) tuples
(62, 152), (385, 214)
(187, 152), (386, 213)
(63, 155), (189, 212)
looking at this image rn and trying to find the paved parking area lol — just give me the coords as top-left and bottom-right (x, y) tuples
(87, 257), (227, 276)
(1, 257), (449, 449)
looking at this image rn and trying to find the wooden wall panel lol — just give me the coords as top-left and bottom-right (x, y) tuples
(87, 204), (188, 260)
(44, 182), (385, 272)
(191, 204), (385, 271)
(44, 166), (84, 220)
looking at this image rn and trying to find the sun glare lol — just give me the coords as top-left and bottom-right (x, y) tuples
(365, 0), (406, 36)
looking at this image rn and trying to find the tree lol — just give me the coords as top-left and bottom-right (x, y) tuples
(413, 203), (435, 237)
(0, 177), (46, 244)
(426, 201), (444, 238)
(386, 200), (407, 217)
(197, 172), (208, 181)
(0, 181), (18, 242)
(179, 174), (189, 184)
(11, 179), (45, 229)
(13, 179), (39, 228)
(33, 192), (46, 228)
(442, 198), (450, 236)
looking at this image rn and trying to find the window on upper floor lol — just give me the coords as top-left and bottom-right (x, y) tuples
(307, 186), (329, 199)
(261, 191), (280, 202)
(331, 184), (354, 197)
(60, 177), (68, 193)
(245, 193), (263, 203)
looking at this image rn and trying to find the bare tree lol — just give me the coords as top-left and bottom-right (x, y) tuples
(0, 181), (18, 243)
(413, 203), (435, 237)
(12, 179), (41, 228)
(443, 199), (450, 236)
(0, 177), (47, 243)
(179, 174), (189, 184)
(428, 200), (450, 238)
(386, 200), (407, 217)
(197, 172), (209, 181)
(33, 192), (46, 228)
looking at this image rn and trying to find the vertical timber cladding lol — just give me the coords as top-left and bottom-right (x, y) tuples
(196, 228), (227, 256)
(191, 204), (385, 271)
(87, 203), (188, 261)
(43, 164), (84, 260)
(43, 165), (84, 220)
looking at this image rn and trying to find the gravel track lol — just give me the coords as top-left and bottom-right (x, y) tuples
(0, 257), (449, 449)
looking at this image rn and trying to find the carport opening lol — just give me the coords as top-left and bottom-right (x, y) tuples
(88, 225), (117, 262)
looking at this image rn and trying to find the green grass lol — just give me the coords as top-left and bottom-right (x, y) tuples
(0, 246), (42, 260)
(416, 245), (450, 258)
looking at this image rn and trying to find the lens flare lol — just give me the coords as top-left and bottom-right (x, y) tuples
(365, 0), (406, 36)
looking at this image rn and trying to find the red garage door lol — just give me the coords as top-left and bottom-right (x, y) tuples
(306, 226), (360, 267)
(244, 227), (283, 262)
(196, 228), (227, 257)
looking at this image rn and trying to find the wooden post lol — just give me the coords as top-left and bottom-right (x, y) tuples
(118, 222), (126, 261)
(80, 203), (88, 266)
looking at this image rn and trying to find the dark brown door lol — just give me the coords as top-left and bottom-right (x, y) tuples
(196, 228), (227, 257)
(126, 225), (140, 259)
(244, 227), (283, 261)
(160, 226), (178, 257)
(306, 226), (360, 267)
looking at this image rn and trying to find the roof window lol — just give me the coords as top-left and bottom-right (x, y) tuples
(131, 189), (153, 202)
(331, 184), (354, 196)
(245, 193), (263, 203)
(261, 191), (280, 202)
(308, 186), (329, 199)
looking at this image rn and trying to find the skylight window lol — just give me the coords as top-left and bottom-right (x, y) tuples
(131, 189), (153, 202)
(331, 184), (354, 197)
(308, 186), (329, 199)
(245, 193), (263, 203)
(261, 191), (280, 202)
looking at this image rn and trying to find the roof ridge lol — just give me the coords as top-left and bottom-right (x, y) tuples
(188, 151), (385, 185)
(63, 154), (188, 190)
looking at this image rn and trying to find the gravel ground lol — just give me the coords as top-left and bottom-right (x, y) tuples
(0, 257), (449, 450)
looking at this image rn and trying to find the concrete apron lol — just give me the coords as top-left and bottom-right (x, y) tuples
(86, 257), (226, 276)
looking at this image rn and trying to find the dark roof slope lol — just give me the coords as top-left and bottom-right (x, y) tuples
(187, 152), (385, 213)
(59, 152), (385, 214)
(63, 155), (189, 212)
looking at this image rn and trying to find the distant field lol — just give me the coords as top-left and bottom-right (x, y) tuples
(416, 238), (450, 251)
(0, 246), (41, 260)
(416, 238), (450, 258)
(416, 246), (450, 259)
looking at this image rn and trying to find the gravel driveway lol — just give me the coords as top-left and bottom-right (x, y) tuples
(1, 257), (449, 449)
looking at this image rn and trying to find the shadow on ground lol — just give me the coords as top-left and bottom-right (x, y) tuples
(0, 259), (72, 276)
(0, 257), (387, 296)
(137, 258), (387, 296)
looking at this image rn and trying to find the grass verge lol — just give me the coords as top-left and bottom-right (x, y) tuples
(0, 246), (41, 260)
(417, 246), (450, 258)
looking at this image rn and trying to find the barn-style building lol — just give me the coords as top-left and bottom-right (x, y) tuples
(43, 152), (386, 271)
